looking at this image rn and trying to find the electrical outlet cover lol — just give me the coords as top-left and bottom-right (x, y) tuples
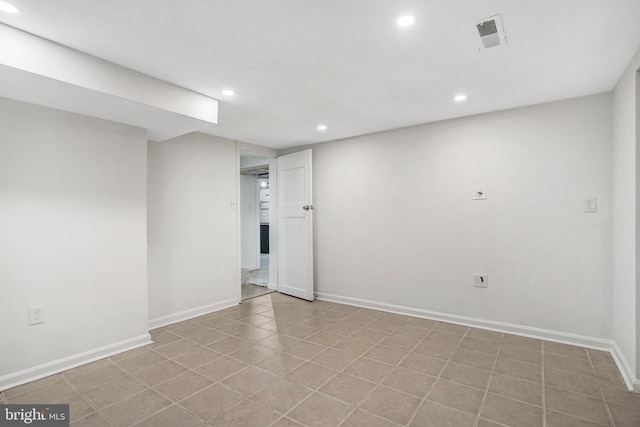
(584, 197), (597, 213)
(29, 305), (45, 325)
(473, 274), (488, 288)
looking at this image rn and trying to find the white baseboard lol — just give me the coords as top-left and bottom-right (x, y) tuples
(316, 292), (638, 392)
(148, 298), (239, 330)
(268, 282), (277, 290)
(0, 334), (151, 392)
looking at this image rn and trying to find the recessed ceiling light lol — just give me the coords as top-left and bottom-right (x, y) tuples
(0, 1), (22, 14)
(454, 94), (468, 102)
(222, 89), (235, 96)
(397, 15), (415, 27)
(317, 124), (327, 132)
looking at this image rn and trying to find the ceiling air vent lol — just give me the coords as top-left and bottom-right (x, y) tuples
(476, 14), (507, 50)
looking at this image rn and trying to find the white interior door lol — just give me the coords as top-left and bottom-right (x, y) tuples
(277, 149), (313, 301)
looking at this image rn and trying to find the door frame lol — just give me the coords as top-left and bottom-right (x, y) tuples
(238, 149), (279, 301)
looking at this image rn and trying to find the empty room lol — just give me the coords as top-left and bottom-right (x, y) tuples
(1, 1), (640, 426)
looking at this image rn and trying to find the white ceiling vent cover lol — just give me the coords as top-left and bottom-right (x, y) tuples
(476, 14), (507, 50)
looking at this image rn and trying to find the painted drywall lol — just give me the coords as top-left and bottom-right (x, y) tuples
(612, 46), (640, 381)
(241, 174), (259, 269)
(147, 133), (239, 328)
(0, 97), (149, 387)
(309, 93), (612, 340)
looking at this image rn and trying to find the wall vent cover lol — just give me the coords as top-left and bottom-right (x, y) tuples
(476, 14), (507, 50)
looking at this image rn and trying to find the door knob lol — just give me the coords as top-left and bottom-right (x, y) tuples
(302, 205), (314, 211)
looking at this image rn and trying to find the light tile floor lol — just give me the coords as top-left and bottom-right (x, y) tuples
(241, 283), (274, 300)
(3, 293), (640, 426)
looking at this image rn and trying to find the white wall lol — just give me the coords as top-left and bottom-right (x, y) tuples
(311, 93), (613, 340)
(241, 174), (259, 269)
(612, 45), (640, 383)
(0, 97), (149, 390)
(147, 133), (239, 328)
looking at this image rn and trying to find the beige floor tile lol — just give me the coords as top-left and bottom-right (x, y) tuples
(271, 417), (306, 427)
(171, 322), (212, 338)
(441, 362), (492, 391)
(342, 409), (398, 427)
(546, 410), (609, 427)
(172, 346), (221, 369)
(305, 331), (344, 347)
(311, 348), (358, 371)
(494, 357), (541, 383)
(66, 364), (127, 393)
(424, 331), (464, 346)
(344, 357), (393, 383)
(6, 378), (76, 404)
(502, 335), (542, 350)
(195, 356), (248, 381)
(399, 352), (447, 376)
(70, 412), (112, 427)
(67, 393), (96, 422)
(133, 404), (200, 427)
(426, 380), (484, 415)
(608, 401), (640, 427)
(153, 339), (202, 358)
(382, 366), (435, 398)
(186, 330), (229, 346)
(319, 373), (376, 404)
(240, 314), (274, 327)
(349, 327), (389, 343)
(450, 348), (496, 371)
(4, 374), (66, 398)
(205, 336), (250, 354)
(180, 384), (243, 422)
(285, 362), (337, 389)
(302, 317), (336, 331)
(592, 362), (626, 386)
(229, 343), (276, 364)
(360, 385), (421, 424)
(393, 324), (431, 339)
(332, 337), (376, 355)
(210, 399), (280, 427)
(545, 386), (609, 425)
(599, 380), (640, 408)
(115, 350), (167, 373)
(466, 329), (504, 343)
(489, 373), (542, 406)
(364, 345), (408, 365)
(65, 359), (114, 377)
(149, 331), (181, 347)
(459, 337), (501, 356)
(587, 349), (615, 365)
(410, 401), (476, 427)
(323, 321), (361, 336)
(102, 389), (171, 427)
(342, 314), (377, 327)
(500, 344), (542, 365)
(221, 365), (276, 395)
(282, 324), (318, 339)
(544, 367), (600, 397)
(257, 334), (300, 351)
(434, 322), (469, 335)
(235, 325), (274, 342)
(256, 351), (305, 375)
(153, 371), (213, 402)
(412, 340), (459, 360)
(283, 340), (326, 359)
(83, 375), (147, 409)
(288, 392), (354, 427)
(133, 360), (188, 387)
(544, 342), (588, 360)
(406, 317), (438, 329)
(477, 418), (510, 427)
(480, 393), (543, 427)
(250, 378), (311, 413)
(366, 319), (402, 333)
(379, 334), (420, 351)
(544, 353), (594, 377)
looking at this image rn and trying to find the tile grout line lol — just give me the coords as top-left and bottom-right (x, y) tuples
(405, 324), (471, 426)
(541, 341), (546, 427)
(586, 350), (616, 427)
(471, 335), (504, 427)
